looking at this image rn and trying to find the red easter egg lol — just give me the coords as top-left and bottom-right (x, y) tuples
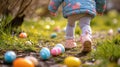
(19, 32), (27, 38)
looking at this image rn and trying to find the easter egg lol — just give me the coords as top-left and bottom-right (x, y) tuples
(55, 43), (65, 53)
(51, 47), (62, 56)
(40, 47), (51, 60)
(25, 41), (32, 46)
(62, 27), (66, 32)
(4, 51), (16, 63)
(108, 29), (113, 35)
(51, 33), (57, 38)
(54, 26), (61, 32)
(45, 25), (50, 30)
(19, 32), (27, 38)
(25, 56), (38, 66)
(64, 56), (81, 67)
(118, 28), (120, 33)
(13, 58), (34, 67)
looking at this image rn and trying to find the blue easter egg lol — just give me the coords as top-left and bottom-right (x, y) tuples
(55, 43), (65, 53)
(40, 47), (50, 60)
(51, 33), (57, 38)
(4, 51), (16, 63)
(40, 47), (50, 55)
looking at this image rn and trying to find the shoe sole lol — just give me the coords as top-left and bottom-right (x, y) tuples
(65, 43), (77, 49)
(82, 40), (92, 52)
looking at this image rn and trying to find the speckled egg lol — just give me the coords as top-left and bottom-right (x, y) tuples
(39, 47), (51, 60)
(64, 56), (81, 67)
(4, 51), (16, 63)
(51, 47), (62, 56)
(19, 32), (27, 38)
(13, 58), (34, 67)
(55, 43), (65, 53)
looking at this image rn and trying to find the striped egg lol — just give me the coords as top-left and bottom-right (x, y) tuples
(51, 47), (62, 56)
(39, 47), (51, 60)
(25, 56), (38, 66)
(55, 43), (65, 53)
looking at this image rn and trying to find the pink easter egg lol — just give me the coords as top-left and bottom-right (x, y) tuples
(51, 47), (62, 56)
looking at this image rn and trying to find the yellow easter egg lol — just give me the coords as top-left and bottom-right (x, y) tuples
(64, 56), (81, 67)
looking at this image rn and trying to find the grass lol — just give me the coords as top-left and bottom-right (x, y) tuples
(92, 34), (120, 60)
(0, 10), (120, 67)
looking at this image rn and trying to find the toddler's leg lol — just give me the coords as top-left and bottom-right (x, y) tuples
(79, 17), (92, 36)
(64, 18), (76, 48)
(79, 16), (92, 52)
(66, 21), (76, 39)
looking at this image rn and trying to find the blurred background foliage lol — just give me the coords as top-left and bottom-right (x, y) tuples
(0, 0), (120, 34)
(0, 0), (120, 18)
(0, 0), (120, 20)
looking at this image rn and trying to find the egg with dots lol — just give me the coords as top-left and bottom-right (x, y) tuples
(39, 47), (51, 60)
(51, 47), (62, 56)
(4, 51), (16, 63)
(13, 58), (34, 67)
(19, 32), (27, 38)
(64, 56), (81, 67)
